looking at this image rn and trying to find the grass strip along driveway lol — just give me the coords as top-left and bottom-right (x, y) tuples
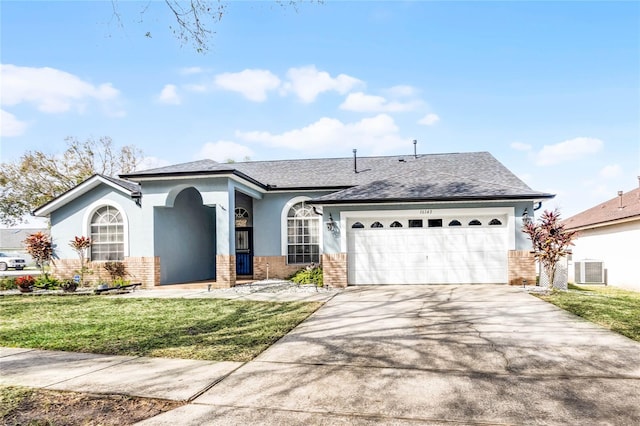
(538, 284), (640, 342)
(0, 296), (322, 361)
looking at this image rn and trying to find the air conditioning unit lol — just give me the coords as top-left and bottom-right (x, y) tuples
(574, 260), (605, 284)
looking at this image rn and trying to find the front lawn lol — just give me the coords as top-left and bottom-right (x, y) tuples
(0, 296), (321, 361)
(538, 284), (640, 342)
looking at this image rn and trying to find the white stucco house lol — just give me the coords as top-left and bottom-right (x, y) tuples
(34, 151), (553, 288)
(564, 183), (640, 291)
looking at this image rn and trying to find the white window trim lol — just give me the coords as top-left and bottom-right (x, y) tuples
(82, 199), (130, 260)
(280, 196), (323, 263)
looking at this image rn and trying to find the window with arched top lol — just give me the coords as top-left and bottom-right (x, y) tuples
(351, 222), (365, 229)
(286, 201), (319, 264)
(235, 207), (250, 227)
(390, 221), (403, 228)
(371, 221), (384, 228)
(448, 220), (462, 227)
(90, 206), (124, 261)
(468, 219), (482, 226)
(489, 218), (502, 226)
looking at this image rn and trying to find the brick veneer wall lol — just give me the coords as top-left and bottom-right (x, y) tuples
(50, 256), (160, 288)
(215, 255), (236, 288)
(253, 256), (314, 280)
(322, 252), (348, 288)
(508, 250), (536, 286)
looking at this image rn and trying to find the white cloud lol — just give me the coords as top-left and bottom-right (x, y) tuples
(384, 85), (419, 98)
(599, 164), (622, 179)
(180, 66), (204, 75)
(510, 142), (532, 151)
(195, 140), (255, 162)
(136, 156), (171, 171)
(214, 69), (281, 102)
(157, 84), (181, 105)
(535, 137), (603, 166)
(236, 114), (405, 155)
(0, 109), (28, 137)
(340, 92), (421, 113)
(184, 84), (208, 93)
(282, 65), (362, 103)
(0, 64), (120, 114)
(418, 113), (440, 126)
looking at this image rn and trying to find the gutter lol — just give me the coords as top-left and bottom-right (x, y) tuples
(307, 194), (556, 205)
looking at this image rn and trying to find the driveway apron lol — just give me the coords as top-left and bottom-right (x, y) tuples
(140, 285), (640, 425)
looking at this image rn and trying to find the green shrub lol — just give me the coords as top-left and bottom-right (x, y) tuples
(34, 275), (61, 289)
(290, 264), (323, 287)
(112, 277), (131, 287)
(0, 277), (17, 291)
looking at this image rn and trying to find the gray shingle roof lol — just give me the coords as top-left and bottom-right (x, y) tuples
(563, 186), (640, 230)
(121, 152), (553, 202)
(98, 174), (141, 194)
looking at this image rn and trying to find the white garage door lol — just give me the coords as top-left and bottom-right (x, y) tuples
(347, 216), (508, 285)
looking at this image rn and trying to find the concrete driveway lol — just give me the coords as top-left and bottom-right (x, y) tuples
(140, 284), (640, 425)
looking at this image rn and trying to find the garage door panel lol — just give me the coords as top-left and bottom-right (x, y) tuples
(347, 215), (509, 285)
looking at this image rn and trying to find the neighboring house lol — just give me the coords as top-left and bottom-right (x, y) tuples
(564, 183), (640, 291)
(0, 228), (49, 266)
(34, 151), (553, 288)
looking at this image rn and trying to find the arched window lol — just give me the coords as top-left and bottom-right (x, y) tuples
(489, 218), (502, 226)
(90, 206), (124, 261)
(390, 221), (403, 228)
(287, 201), (319, 264)
(448, 220), (462, 227)
(235, 207), (250, 227)
(371, 221), (384, 228)
(468, 219), (482, 226)
(351, 222), (365, 229)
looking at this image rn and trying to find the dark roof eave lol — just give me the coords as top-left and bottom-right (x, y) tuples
(33, 174), (139, 217)
(309, 194), (556, 205)
(120, 169), (269, 190)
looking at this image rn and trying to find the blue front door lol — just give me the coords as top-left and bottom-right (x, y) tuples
(235, 228), (253, 275)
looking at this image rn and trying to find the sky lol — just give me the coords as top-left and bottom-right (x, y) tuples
(1, 0), (639, 223)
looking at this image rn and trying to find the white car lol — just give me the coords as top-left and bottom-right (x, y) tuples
(0, 252), (27, 271)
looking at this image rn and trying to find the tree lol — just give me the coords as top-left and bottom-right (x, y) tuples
(24, 232), (53, 278)
(522, 209), (577, 290)
(69, 236), (92, 284)
(0, 136), (142, 226)
(110, 0), (317, 53)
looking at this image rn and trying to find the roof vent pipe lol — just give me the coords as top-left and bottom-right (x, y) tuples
(618, 190), (623, 209)
(413, 140), (417, 159)
(353, 149), (358, 173)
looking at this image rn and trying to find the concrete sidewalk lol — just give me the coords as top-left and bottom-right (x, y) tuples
(0, 347), (242, 401)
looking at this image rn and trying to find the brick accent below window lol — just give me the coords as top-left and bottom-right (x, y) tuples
(253, 256), (313, 281)
(50, 256), (160, 288)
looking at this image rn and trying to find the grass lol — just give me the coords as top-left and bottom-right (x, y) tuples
(538, 284), (640, 342)
(0, 296), (321, 361)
